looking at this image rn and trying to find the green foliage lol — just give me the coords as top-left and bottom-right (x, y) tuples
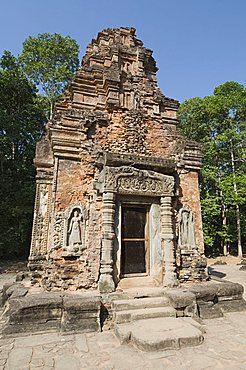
(178, 81), (246, 257)
(177, 97), (210, 142)
(200, 194), (220, 247)
(19, 33), (79, 117)
(0, 51), (46, 259)
(0, 32), (80, 260)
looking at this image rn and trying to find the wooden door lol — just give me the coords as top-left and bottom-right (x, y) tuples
(121, 206), (149, 276)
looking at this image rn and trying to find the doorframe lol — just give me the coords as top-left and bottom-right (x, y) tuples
(98, 166), (176, 293)
(114, 195), (159, 282)
(120, 204), (150, 278)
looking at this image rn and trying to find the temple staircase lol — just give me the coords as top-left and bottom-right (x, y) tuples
(110, 284), (204, 351)
(112, 292), (176, 324)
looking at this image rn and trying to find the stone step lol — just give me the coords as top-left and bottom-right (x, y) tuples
(112, 296), (170, 312)
(115, 317), (204, 351)
(109, 287), (165, 301)
(114, 306), (176, 324)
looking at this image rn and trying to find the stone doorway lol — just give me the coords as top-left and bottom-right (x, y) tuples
(121, 205), (149, 277)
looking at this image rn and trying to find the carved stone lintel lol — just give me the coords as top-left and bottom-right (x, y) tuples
(98, 192), (116, 293)
(160, 196), (178, 287)
(98, 166), (174, 197)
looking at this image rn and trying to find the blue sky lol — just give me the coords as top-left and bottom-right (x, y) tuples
(0, 0), (245, 102)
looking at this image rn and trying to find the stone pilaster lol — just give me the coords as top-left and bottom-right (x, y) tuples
(98, 192), (116, 293)
(29, 135), (54, 270)
(160, 196), (179, 287)
(29, 180), (52, 270)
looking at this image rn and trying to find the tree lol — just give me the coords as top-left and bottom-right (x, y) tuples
(19, 33), (79, 119)
(211, 82), (246, 257)
(177, 82), (246, 257)
(0, 51), (46, 259)
(0, 33), (79, 260)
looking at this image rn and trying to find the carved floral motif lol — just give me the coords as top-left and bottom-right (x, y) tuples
(31, 183), (52, 256)
(104, 166), (174, 196)
(52, 212), (64, 250)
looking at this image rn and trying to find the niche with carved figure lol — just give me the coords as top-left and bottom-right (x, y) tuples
(178, 205), (196, 249)
(63, 205), (87, 255)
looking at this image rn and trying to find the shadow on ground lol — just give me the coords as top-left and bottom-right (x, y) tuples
(207, 266), (226, 279)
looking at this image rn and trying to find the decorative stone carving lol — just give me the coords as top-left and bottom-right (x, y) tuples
(63, 205), (87, 253)
(176, 205), (207, 282)
(98, 192), (116, 293)
(67, 209), (83, 252)
(28, 27), (207, 292)
(30, 182), (52, 258)
(122, 112), (147, 154)
(102, 166), (174, 196)
(52, 212), (64, 250)
(160, 196), (179, 287)
(178, 206), (196, 248)
(51, 204), (88, 254)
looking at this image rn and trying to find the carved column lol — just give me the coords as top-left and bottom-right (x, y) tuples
(160, 196), (178, 287)
(28, 136), (54, 270)
(98, 192), (116, 293)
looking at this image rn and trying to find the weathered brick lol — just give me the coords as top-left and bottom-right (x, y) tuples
(29, 27), (207, 292)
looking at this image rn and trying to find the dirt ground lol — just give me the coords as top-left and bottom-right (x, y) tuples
(206, 255), (242, 266)
(0, 260), (28, 274)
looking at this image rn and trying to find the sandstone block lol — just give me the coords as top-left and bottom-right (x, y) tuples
(188, 284), (217, 302)
(197, 300), (223, 319)
(61, 294), (101, 332)
(165, 288), (196, 308)
(217, 298), (246, 313)
(3, 293), (63, 334)
(115, 317), (204, 351)
(213, 281), (244, 298)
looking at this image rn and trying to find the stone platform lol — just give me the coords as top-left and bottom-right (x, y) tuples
(1, 263), (246, 368)
(108, 278), (246, 321)
(1, 272), (246, 353)
(0, 285), (101, 335)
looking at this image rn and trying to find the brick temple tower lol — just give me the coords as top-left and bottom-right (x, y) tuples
(29, 28), (207, 293)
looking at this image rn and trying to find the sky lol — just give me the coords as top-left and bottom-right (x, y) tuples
(0, 0), (245, 102)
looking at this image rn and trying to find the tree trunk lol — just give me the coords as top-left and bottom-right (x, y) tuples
(230, 142), (242, 258)
(49, 101), (53, 120)
(220, 190), (228, 256)
(236, 204), (242, 258)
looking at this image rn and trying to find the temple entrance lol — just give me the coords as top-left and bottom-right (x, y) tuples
(121, 206), (149, 277)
